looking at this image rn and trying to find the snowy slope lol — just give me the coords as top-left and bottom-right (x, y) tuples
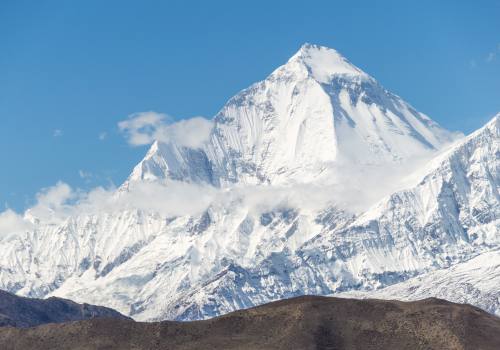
(337, 248), (500, 316)
(0, 44), (497, 322)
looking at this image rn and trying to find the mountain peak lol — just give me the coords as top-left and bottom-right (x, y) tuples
(288, 43), (369, 82)
(125, 43), (461, 188)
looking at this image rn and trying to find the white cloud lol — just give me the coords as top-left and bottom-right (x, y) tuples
(0, 209), (33, 238)
(113, 181), (216, 217)
(0, 182), (76, 238)
(98, 132), (107, 140)
(118, 111), (213, 148)
(26, 182), (76, 222)
(118, 112), (166, 145)
(53, 129), (63, 137)
(35, 182), (73, 208)
(4, 180), (217, 230)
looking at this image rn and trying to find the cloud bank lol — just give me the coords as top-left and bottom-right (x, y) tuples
(0, 161), (416, 239)
(118, 112), (213, 148)
(0, 144), (436, 239)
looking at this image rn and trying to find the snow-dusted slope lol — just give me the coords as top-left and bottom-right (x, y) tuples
(0, 44), (497, 322)
(338, 248), (500, 316)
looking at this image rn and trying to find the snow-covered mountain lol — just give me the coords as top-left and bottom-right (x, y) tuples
(127, 114), (499, 321)
(0, 44), (498, 322)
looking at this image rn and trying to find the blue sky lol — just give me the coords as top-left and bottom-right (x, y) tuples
(1, 0), (499, 211)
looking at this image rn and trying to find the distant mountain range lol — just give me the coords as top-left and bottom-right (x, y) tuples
(1, 296), (499, 350)
(0, 43), (498, 322)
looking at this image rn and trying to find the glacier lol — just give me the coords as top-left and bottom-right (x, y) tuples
(0, 43), (498, 321)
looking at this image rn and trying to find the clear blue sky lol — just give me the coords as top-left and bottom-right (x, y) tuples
(1, 0), (499, 211)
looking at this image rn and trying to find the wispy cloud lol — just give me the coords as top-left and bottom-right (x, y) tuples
(470, 43), (500, 68)
(79, 170), (93, 181)
(486, 52), (496, 62)
(53, 129), (63, 137)
(98, 132), (107, 140)
(118, 111), (213, 148)
(485, 43), (500, 63)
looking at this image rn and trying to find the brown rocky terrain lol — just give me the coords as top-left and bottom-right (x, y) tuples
(1, 295), (499, 350)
